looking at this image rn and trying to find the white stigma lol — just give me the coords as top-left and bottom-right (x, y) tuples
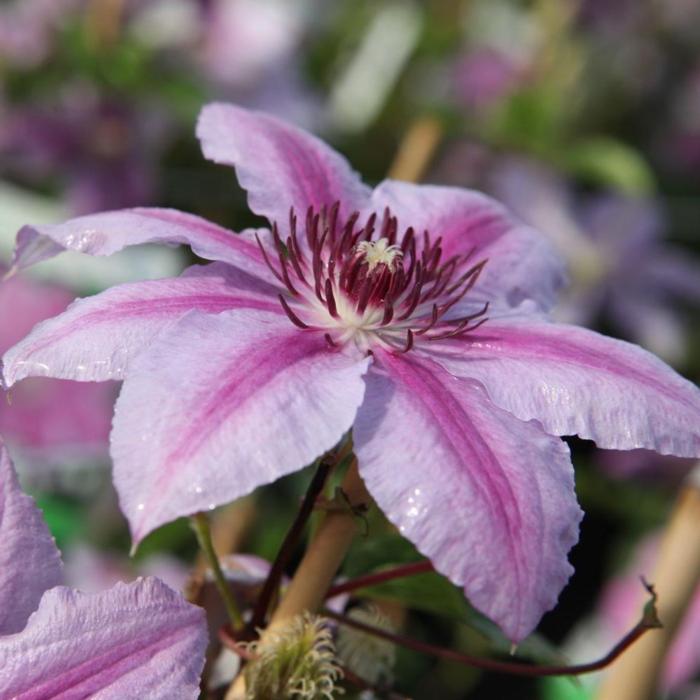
(356, 238), (403, 272)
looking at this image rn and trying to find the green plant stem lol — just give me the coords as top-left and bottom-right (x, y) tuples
(191, 512), (244, 630)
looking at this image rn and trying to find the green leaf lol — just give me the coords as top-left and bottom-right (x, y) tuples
(33, 494), (85, 550)
(541, 675), (595, 700)
(131, 516), (195, 560)
(563, 137), (656, 195)
(343, 533), (423, 577)
(488, 86), (566, 152)
(343, 534), (568, 666)
(355, 570), (472, 619)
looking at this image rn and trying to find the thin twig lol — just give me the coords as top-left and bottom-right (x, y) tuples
(190, 512), (244, 630)
(326, 560), (434, 598)
(249, 454), (339, 630)
(323, 581), (662, 678)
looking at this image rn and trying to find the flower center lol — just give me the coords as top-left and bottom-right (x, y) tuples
(257, 202), (490, 353)
(355, 239), (403, 272)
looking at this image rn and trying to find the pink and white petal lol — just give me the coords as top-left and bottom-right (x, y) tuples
(430, 317), (700, 456)
(1, 263), (282, 386)
(371, 180), (566, 310)
(353, 351), (581, 643)
(111, 309), (370, 546)
(0, 578), (207, 699)
(197, 103), (371, 233)
(0, 440), (63, 634)
(10, 207), (273, 282)
(181, 260), (281, 294)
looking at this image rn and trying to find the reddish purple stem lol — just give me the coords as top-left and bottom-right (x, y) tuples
(323, 582), (662, 678)
(326, 560), (434, 598)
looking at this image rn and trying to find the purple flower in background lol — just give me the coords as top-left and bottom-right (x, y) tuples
(3, 103), (700, 643)
(0, 439), (208, 697)
(658, 62), (700, 174)
(454, 47), (528, 111)
(0, 89), (166, 215)
(491, 159), (700, 363)
(0, 0), (81, 69)
(196, 0), (304, 91)
(0, 265), (114, 463)
(596, 448), (696, 485)
(194, 0), (320, 127)
(63, 545), (189, 594)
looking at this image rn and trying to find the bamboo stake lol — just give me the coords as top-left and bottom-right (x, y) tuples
(85, 0), (124, 50)
(387, 116), (443, 183)
(225, 459), (369, 699)
(597, 466), (700, 700)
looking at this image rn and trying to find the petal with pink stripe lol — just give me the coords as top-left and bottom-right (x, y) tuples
(197, 103), (371, 234)
(111, 309), (370, 546)
(371, 180), (566, 311)
(0, 440), (63, 634)
(354, 351), (582, 643)
(10, 207), (272, 282)
(0, 578), (207, 700)
(431, 317), (700, 456)
(2, 264), (282, 386)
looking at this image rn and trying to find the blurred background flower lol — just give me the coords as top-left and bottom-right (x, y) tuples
(489, 158), (700, 364)
(0, 267), (114, 469)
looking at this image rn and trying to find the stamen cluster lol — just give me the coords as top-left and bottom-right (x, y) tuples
(258, 202), (490, 352)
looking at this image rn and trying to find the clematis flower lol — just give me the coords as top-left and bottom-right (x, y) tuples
(491, 158), (700, 363)
(3, 103), (700, 643)
(453, 47), (529, 111)
(0, 438), (208, 697)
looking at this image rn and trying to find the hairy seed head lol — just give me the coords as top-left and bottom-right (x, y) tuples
(244, 613), (343, 700)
